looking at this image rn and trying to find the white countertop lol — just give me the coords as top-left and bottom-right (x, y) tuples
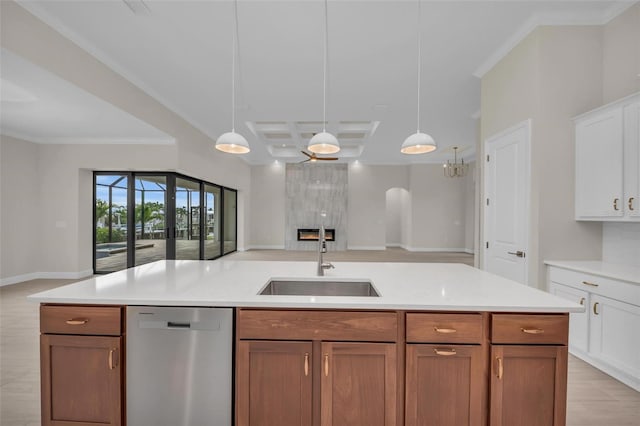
(29, 260), (582, 313)
(544, 260), (640, 285)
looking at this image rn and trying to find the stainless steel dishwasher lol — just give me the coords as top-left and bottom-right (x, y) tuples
(126, 306), (233, 426)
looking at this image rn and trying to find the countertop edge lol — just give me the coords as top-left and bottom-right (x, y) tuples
(544, 260), (640, 285)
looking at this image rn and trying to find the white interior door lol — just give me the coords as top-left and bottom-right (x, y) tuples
(483, 120), (530, 285)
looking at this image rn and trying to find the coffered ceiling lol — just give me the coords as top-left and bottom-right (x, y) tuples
(6, 0), (633, 164)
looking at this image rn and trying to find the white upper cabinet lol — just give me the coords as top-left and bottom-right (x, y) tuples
(575, 93), (640, 221)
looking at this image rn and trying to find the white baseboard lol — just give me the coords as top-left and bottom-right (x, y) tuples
(347, 245), (387, 251)
(385, 243), (402, 248)
(0, 269), (93, 287)
(403, 247), (470, 253)
(464, 248), (475, 254)
(246, 245), (286, 250)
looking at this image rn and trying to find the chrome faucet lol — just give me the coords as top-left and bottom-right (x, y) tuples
(317, 225), (335, 276)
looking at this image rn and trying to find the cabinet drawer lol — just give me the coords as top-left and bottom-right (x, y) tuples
(406, 313), (484, 344)
(40, 305), (122, 336)
(491, 314), (568, 345)
(237, 309), (398, 342)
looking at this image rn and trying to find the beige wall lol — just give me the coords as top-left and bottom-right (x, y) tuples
(347, 164), (409, 249)
(0, 136), (41, 282)
(0, 2), (251, 282)
(249, 164), (286, 248)
(603, 3), (640, 103)
(385, 188), (404, 246)
(480, 8), (640, 288)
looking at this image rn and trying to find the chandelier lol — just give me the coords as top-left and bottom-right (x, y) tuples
(443, 146), (468, 178)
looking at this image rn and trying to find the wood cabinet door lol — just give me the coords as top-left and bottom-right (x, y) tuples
(320, 342), (396, 426)
(406, 344), (486, 426)
(490, 345), (567, 426)
(575, 105), (624, 219)
(236, 340), (313, 426)
(40, 334), (122, 426)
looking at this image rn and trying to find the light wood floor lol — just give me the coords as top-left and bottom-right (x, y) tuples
(2, 254), (639, 425)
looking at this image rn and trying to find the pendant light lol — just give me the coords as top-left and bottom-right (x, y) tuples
(215, 0), (250, 154)
(401, 0), (436, 155)
(308, 0), (340, 155)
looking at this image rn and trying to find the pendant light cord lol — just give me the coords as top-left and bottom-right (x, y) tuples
(231, 0), (239, 133)
(323, 0), (328, 133)
(416, 0), (421, 134)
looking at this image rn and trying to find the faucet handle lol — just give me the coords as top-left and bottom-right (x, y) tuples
(322, 241), (327, 253)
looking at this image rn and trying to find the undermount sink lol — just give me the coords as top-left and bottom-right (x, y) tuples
(259, 279), (379, 297)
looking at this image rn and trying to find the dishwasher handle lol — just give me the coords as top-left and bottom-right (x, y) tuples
(167, 321), (191, 329)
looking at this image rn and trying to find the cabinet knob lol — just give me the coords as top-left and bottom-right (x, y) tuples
(433, 348), (457, 356)
(579, 297), (585, 306)
(593, 302), (600, 315)
(496, 357), (503, 380)
(521, 328), (544, 335)
(582, 280), (599, 287)
(108, 348), (117, 370)
(614, 198), (620, 211)
(629, 197), (635, 211)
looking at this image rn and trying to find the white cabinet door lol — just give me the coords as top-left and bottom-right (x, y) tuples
(590, 294), (640, 385)
(624, 101), (640, 218)
(575, 106), (624, 219)
(550, 282), (589, 355)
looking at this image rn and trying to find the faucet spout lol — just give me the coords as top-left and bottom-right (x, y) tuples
(317, 225), (334, 276)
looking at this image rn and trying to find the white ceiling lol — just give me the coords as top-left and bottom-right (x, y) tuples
(8, 0), (633, 163)
(0, 48), (173, 144)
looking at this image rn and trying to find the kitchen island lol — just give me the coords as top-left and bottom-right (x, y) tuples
(30, 260), (583, 426)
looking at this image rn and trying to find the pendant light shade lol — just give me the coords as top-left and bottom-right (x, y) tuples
(215, 0), (250, 155)
(401, 132), (436, 154)
(308, 132), (340, 154)
(401, 0), (436, 155)
(308, 0), (339, 155)
(215, 131), (250, 154)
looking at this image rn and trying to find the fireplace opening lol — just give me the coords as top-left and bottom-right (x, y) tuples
(297, 228), (335, 242)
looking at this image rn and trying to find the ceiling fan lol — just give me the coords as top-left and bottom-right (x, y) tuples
(299, 150), (339, 163)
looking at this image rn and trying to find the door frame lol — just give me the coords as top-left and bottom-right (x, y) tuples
(482, 119), (531, 286)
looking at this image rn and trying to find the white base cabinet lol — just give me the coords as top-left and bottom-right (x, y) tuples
(548, 266), (640, 391)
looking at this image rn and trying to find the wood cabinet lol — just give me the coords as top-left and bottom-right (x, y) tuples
(490, 345), (567, 426)
(40, 305), (124, 426)
(236, 309), (399, 426)
(548, 265), (640, 391)
(574, 92), (640, 221)
(236, 340), (312, 426)
(321, 342), (397, 426)
(489, 313), (568, 426)
(405, 312), (487, 426)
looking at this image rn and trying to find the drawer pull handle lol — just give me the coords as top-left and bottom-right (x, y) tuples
(434, 348), (456, 356)
(582, 281), (599, 287)
(614, 198), (619, 211)
(304, 353), (309, 377)
(324, 354), (329, 377)
(497, 357), (503, 379)
(521, 328), (544, 335)
(65, 318), (89, 325)
(593, 302), (600, 315)
(630, 197), (635, 211)
(434, 327), (457, 334)
(108, 348), (117, 370)
(579, 297), (585, 306)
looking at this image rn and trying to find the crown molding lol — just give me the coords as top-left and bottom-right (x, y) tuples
(0, 129), (175, 145)
(473, 1), (638, 79)
(15, 2), (217, 144)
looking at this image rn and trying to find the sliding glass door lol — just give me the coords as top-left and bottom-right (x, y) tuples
(94, 174), (129, 273)
(134, 175), (168, 266)
(94, 172), (237, 273)
(175, 177), (202, 260)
